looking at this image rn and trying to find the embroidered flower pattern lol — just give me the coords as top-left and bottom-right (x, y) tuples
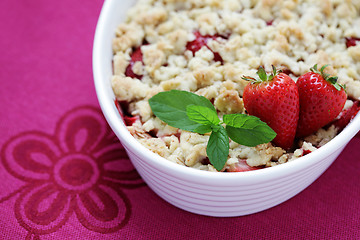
(0, 106), (145, 238)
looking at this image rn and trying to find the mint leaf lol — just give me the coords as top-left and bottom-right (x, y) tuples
(148, 90), (215, 132)
(226, 124), (276, 147)
(186, 105), (220, 126)
(223, 114), (264, 129)
(193, 125), (213, 134)
(224, 113), (276, 146)
(206, 125), (229, 171)
(211, 125), (221, 132)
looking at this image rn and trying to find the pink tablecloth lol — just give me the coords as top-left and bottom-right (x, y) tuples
(1, 1), (359, 239)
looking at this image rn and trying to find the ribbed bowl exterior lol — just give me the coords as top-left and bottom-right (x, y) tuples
(93, 0), (360, 217)
(123, 144), (343, 217)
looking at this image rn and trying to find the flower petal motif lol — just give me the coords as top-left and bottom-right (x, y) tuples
(75, 183), (131, 233)
(99, 142), (145, 188)
(55, 106), (110, 154)
(1, 132), (61, 182)
(15, 183), (73, 235)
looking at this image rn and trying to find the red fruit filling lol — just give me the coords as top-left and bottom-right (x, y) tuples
(332, 101), (360, 131)
(226, 159), (263, 172)
(125, 47), (144, 79)
(302, 149), (312, 156)
(266, 20), (274, 26)
(345, 37), (360, 48)
(186, 31), (224, 63)
(148, 129), (159, 138)
(115, 99), (124, 117)
(123, 116), (140, 126)
(201, 157), (210, 165)
(115, 100), (139, 126)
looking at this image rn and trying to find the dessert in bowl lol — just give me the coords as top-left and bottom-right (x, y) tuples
(93, 0), (360, 216)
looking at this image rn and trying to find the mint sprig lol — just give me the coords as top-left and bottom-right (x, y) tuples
(148, 90), (276, 171)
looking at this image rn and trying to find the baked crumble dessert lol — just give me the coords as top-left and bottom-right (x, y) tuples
(111, 0), (360, 172)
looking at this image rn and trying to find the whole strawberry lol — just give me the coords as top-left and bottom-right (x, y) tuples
(296, 64), (347, 138)
(243, 66), (299, 149)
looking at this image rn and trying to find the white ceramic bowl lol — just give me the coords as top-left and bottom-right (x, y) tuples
(93, 0), (360, 217)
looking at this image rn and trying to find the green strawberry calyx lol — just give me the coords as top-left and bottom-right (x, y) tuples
(242, 65), (280, 83)
(310, 64), (345, 91)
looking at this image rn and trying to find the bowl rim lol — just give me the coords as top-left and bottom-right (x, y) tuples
(92, 0), (360, 183)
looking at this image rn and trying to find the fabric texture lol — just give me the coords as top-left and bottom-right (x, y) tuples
(0, 0), (359, 239)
